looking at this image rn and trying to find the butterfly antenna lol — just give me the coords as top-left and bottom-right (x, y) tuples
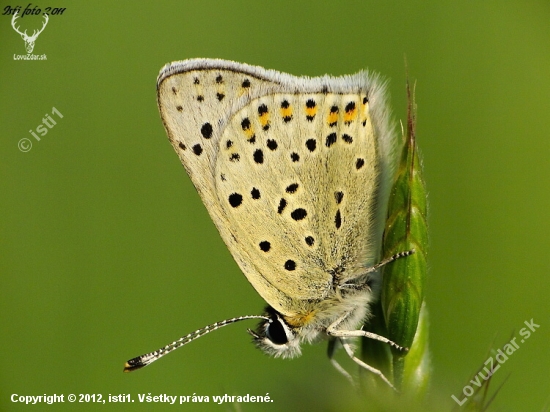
(124, 315), (269, 372)
(364, 249), (415, 273)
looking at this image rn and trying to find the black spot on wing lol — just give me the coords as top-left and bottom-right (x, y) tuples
(259, 241), (271, 252)
(291, 208), (307, 221)
(228, 193), (243, 208)
(335, 210), (342, 229)
(326, 133), (337, 147)
(306, 139), (316, 152)
(253, 149), (264, 164)
(241, 118), (251, 130)
(342, 134), (353, 144)
(284, 260), (296, 271)
(201, 122), (213, 139)
(277, 198), (287, 214)
(286, 183), (299, 194)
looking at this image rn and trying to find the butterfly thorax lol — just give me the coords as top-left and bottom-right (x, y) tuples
(249, 270), (377, 359)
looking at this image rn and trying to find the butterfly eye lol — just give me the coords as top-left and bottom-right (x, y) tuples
(265, 319), (289, 345)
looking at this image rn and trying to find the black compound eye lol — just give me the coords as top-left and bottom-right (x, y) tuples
(265, 319), (288, 345)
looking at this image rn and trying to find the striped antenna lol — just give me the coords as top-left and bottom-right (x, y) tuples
(364, 249), (415, 273)
(124, 315), (269, 372)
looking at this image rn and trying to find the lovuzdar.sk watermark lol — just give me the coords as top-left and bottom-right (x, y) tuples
(452, 318), (540, 406)
(4, 4), (67, 59)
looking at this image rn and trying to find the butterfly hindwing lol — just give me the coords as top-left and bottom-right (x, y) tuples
(216, 92), (379, 302)
(157, 59), (395, 318)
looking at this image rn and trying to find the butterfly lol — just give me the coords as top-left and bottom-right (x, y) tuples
(124, 59), (411, 388)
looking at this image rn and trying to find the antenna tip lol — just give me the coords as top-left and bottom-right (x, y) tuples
(123, 358), (145, 373)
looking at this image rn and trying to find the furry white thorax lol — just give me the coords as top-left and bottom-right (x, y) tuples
(252, 271), (378, 359)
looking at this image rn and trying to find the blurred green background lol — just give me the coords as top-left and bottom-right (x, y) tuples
(1, 1), (549, 411)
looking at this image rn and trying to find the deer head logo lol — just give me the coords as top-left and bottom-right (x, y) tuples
(11, 12), (49, 54)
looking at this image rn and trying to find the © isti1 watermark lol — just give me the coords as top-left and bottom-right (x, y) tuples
(18, 107), (63, 152)
(451, 318), (540, 406)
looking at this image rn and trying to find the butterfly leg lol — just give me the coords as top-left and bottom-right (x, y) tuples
(327, 313), (407, 352)
(340, 338), (397, 391)
(326, 313), (406, 389)
(327, 337), (356, 387)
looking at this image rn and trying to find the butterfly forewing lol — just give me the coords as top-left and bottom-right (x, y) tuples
(157, 62), (283, 286)
(158, 63), (280, 208)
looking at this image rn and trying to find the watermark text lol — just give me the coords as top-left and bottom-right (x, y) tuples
(18, 106), (63, 152)
(452, 318), (540, 406)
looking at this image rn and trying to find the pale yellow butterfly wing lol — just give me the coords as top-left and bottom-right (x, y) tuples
(157, 59), (395, 318)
